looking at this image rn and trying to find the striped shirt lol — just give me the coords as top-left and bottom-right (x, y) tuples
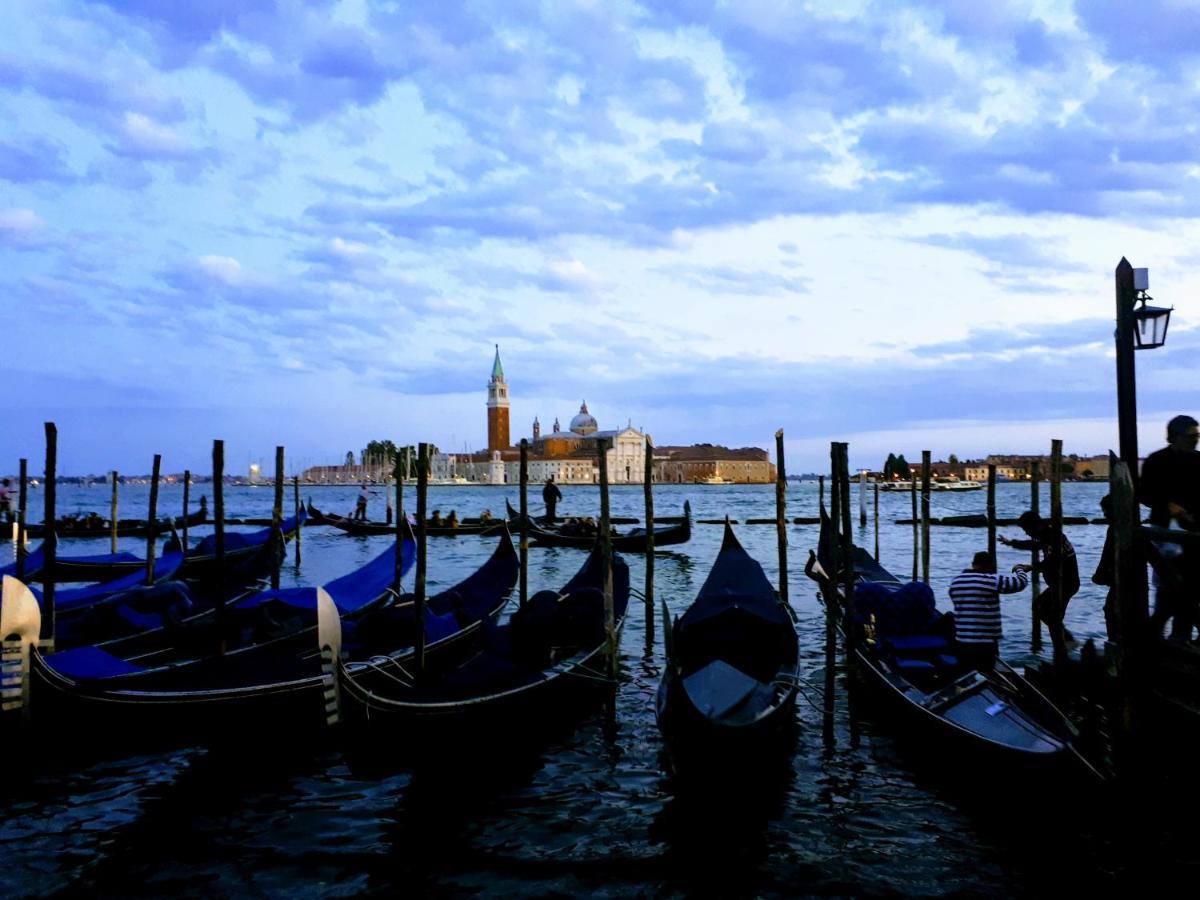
(948, 569), (1029, 644)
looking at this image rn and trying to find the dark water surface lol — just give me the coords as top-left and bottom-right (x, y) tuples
(0, 482), (1189, 896)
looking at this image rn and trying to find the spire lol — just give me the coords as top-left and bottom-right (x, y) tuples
(580, 399), (587, 412)
(491, 344), (504, 382)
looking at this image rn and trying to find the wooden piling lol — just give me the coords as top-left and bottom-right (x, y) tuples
(16, 459), (27, 578)
(921, 451), (932, 583)
(598, 438), (615, 675)
(271, 446), (284, 591)
(145, 454), (161, 586)
(824, 443), (841, 736)
(837, 444), (856, 651)
(775, 429), (788, 606)
(182, 470), (191, 557)
(393, 459), (403, 591)
(1030, 461), (1043, 651)
(1050, 439), (1064, 650)
(873, 481), (880, 562)
(819, 474), (824, 508)
(213, 440), (226, 652)
(859, 468), (867, 527)
(293, 475), (301, 565)
(1108, 455), (1141, 747)
(41, 423), (57, 647)
(110, 469), (119, 554)
(911, 473), (919, 582)
(519, 439), (529, 609)
(415, 442), (428, 674)
(987, 464), (997, 561)
(644, 436), (655, 641)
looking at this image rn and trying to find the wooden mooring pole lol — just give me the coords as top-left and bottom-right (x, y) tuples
(911, 473), (919, 582)
(775, 429), (788, 606)
(1108, 455), (1142, 752)
(921, 451), (931, 583)
(1050, 439), (1064, 654)
(837, 443), (856, 652)
(213, 440), (226, 653)
(824, 444), (841, 739)
(271, 447), (284, 591)
(42, 423), (56, 649)
(293, 475), (301, 565)
(873, 482), (880, 563)
(415, 443), (429, 674)
(1030, 461), (1043, 651)
(643, 436), (655, 633)
(986, 464), (997, 561)
(859, 469), (867, 527)
(519, 439), (529, 609)
(182, 470), (191, 556)
(110, 469), (119, 554)
(145, 454), (161, 586)
(598, 438), (615, 676)
(393, 459), (403, 591)
(16, 459), (27, 578)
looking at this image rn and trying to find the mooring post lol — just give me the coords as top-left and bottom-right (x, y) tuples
(293, 475), (301, 565)
(1114, 259), (1141, 479)
(859, 468), (867, 527)
(598, 438), (615, 676)
(819, 474), (824, 508)
(271, 446), (284, 591)
(987, 463), (997, 562)
(519, 439), (529, 609)
(213, 440), (226, 653)
(393, 459), (403, 592)
(16, 459), (28, 577)
(182, 470), (191, 557)
(838, 444), (856, 651)
(42, 422), (56, 649)
(911, 473), (919, 582)
(1030, 461), (1043, 651)
(415, 443), (429, 674)
(1050, 439), (1064, 652)
(775, 429), (788, 606)
(110, 469), (119, 554)
(644, 436), (655, 643)
(145, 454), (161, 586)
(824, 443), (841, 739)
(873, 481), (880, 562)
(920, 451), (932, 583)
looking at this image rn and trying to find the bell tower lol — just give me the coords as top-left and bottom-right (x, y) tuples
(487, 344), (510, 452)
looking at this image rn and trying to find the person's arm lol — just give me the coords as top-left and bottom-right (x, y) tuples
(999, 535), (1038, 551)
(996, 569), (1029, 594)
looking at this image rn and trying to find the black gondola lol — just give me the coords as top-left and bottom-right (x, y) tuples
(337, 546), (630, 733)
(804, 505), (1097, 776)
(506, 499), (692, 552)
(307, 501), (507, 537)
(23, 501), (208, 540)
(657, 521), (798, 749)
(18, 528), (426, 734)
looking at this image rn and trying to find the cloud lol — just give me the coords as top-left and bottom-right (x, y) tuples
(0, 207), (49, 248)
(0, 137), (76, 183)
(655, 263), (812, 296)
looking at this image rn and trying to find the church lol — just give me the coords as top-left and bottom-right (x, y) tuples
(430, 347), (648, 485)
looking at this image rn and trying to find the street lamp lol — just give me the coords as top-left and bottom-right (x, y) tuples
(1114, 259), (1173, 480)
(1130, 268), (1173, 349)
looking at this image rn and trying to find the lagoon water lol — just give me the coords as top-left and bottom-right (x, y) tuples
(0, 481), (1188, 896)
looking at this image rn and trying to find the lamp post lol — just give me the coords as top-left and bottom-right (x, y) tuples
(1114, 258), (1172, 478)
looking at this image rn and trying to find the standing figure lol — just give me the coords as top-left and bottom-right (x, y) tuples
(1000, 511), (1079, 662)
(542, 475), (563, 522)
(353, 483), (370, 521)
(0, 478), (14, 526)
(1139, 414), (1200, 640)
(947, 551), (1030, 671)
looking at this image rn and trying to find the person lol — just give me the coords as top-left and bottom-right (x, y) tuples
(542, 475), (563, 522)
(353, 483), (369, 521)
(1138, 414), (1200, 640)
(479, 508), (493, 523)
(430, 509), (444, 528)
(947, 550), (1030, 670)
(0, 478), (14, 526)
(446, 510), (459, 529)
(1000, 510), (1080, 661)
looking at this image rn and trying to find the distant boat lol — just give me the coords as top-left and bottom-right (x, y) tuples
(694, 475), (728, 485)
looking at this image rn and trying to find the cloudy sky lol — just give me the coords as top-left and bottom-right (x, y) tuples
(4, 0), (1200, 475)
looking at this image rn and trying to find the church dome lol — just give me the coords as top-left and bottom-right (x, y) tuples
(569, 401), (598, 435)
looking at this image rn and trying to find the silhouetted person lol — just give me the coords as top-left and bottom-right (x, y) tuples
(1000, 511), (1079, 662)
(1140, 414), (1200, 640)
(0, 478), (14, 526)
(948, 550), (1030, 671)
(353, 483), (369, 521)
(542, 476), (563, 522)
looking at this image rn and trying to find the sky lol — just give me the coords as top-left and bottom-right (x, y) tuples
(3, 0), (1200, 476)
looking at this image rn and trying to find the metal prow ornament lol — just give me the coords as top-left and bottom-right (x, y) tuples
(1, 576), (42, 717)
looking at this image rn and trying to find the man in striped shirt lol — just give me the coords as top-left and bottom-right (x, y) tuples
(948, 551), (1030, 670)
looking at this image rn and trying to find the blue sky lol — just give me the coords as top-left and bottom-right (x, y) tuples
(3, 0), (1199, 476)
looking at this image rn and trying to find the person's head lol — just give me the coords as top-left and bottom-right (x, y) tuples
(1166, 415), (1200, 452)
(1017, 510), (1042, 536)
(971, 550), (996, 573)
(547, 475), (554, 483)
(1099, 493), (1113, 518)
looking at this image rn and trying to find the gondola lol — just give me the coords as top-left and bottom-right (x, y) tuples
(803, 505), (1096, 775)
(18, 529), (419, 732)
(23, 501), (208, 540)
(307, 501), (507, 537)
(336, 546), (630, 733)
(506, 499), (692, 552)
(657, 521), (798, 749)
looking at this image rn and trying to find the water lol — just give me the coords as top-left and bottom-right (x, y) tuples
(0, 482), (1187, 896)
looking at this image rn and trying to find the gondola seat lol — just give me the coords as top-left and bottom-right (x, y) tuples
(44, 646), (145, 680)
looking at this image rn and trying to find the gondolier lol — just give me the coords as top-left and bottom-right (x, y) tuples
(542, 476), (563, 522)
(1000, 512), (1079, 662)
(947, 551), (1030, 670)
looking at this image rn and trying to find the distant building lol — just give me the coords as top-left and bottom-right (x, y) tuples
(653, 444), (776, 484)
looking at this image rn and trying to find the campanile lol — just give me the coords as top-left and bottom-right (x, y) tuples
(487, 344), (510, 452)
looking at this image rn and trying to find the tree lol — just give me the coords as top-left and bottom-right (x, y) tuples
(895, 454), (911, 478)
(344, 451), (354, 467)
(948, 453), (959, 466)
(883, 452), (898, 479)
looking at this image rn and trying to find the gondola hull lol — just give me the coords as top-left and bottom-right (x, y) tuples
(308, 501), (507, 537)
(24, 506), (207, 540)
(511, 500), (692, 552)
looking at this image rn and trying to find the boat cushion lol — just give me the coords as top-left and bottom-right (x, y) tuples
(892, 657), (936, 672)
(424, 609), (459, 643)
(682, 658), (765, 721)
(44, 646), (145, 680)
(883, 634), (950, 654)
(855, 579), (941, 637)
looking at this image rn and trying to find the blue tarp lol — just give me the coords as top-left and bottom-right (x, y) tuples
(0, 545), (46, 579)
(34, 553), (185, 611)
(193, 508), (307, 555)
